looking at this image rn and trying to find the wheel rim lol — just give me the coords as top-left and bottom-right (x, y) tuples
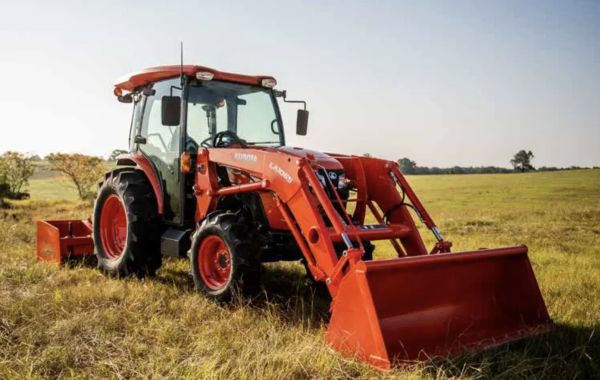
(198, 235), (232, 290)
(99, 194), (127, 259)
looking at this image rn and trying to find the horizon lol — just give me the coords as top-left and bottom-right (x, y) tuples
(12, 152), (600, 171)
(1, 1), (598, 167)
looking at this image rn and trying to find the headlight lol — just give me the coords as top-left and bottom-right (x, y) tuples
(315, 169), (346, 191)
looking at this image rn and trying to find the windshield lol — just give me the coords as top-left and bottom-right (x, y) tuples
(186, 80), (283, 149)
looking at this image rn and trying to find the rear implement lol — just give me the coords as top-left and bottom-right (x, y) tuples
(36, 220), (93, 264)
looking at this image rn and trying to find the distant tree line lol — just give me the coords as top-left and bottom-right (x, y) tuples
(397, 158), (514, 175)
(395, 150), (597, 175)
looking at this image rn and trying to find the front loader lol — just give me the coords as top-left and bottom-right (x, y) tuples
(37, 65), (552, 368)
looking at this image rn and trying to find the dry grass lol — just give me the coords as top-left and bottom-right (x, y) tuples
(1, 169), (599, 379)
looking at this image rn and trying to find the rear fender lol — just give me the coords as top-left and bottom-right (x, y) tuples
(116, 153), (164, 214)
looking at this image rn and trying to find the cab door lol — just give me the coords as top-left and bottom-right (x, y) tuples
(139, 78), (184, 224)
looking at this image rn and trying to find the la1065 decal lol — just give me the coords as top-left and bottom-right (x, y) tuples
(268, 162), (293, 183)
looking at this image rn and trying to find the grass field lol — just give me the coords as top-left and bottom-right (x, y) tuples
(1, 168), (599, 379)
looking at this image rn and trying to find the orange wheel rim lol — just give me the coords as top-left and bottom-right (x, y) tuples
(99, 194), (127, 259)
(198, 235), (232, 290)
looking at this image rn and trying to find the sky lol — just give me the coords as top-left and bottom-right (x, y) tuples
(0, 0), (598, 168)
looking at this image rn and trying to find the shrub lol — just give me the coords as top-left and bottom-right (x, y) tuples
(0, 151), (35, 196)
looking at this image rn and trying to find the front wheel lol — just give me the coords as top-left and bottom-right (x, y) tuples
(189, 212), (260, 302)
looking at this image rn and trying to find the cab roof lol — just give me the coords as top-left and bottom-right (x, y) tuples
(114, 65), (276, 92)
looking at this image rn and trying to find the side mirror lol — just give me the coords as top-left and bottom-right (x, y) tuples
(296, 109), (309, 136)
(161, 96), (181, 126)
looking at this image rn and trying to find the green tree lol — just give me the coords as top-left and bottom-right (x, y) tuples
(397, 157), (417, 174)
(510, 150), (535, 172)
(47, 153), (106, 201)
(0, 151), (35, 195)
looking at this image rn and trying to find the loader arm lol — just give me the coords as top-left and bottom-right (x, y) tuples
(195, 146), (552, 368)
(194, 147), (441, 293)
(196, 146), (343, 281)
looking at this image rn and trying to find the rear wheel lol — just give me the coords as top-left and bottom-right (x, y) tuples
(190, 212), (260, 301)
(93, 170), (161, 277)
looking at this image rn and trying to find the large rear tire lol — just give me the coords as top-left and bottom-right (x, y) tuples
(189, 211), (260, 302)
(93, 170), (161, 277)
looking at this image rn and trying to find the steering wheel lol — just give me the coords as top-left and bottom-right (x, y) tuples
(213, 131), (248, 148)
(200, 136), (214, 148)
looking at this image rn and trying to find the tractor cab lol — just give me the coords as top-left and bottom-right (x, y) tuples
(114, 66), (307, 227)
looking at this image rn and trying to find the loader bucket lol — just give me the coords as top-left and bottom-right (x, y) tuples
(326, 246), (552, 369)
(36, 220), (95, 264)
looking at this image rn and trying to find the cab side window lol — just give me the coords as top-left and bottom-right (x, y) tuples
(139, 77), (183, 222)
(140, 78), (183, 158)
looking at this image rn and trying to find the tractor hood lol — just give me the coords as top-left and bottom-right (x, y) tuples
(278, 146), (343, 171)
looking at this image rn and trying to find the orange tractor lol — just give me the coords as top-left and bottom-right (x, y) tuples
(37, 65), (552, 368)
